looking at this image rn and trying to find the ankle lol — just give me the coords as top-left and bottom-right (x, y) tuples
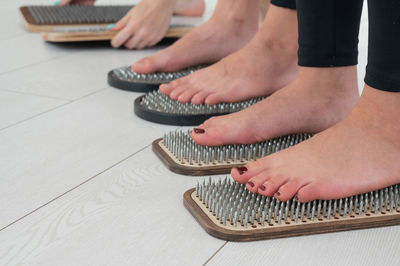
(294, 66), (359, 126)
(298, 66), (359, 91)
(357, 86), (400, 144)
(211, 0), (259, 30)
(255, 34), (298, 61)
(256, 6), (298, 58)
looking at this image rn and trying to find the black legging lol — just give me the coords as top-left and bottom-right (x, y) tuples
(270, 0), (296, 10)
(270, 0), (400, 92)
(364, 0), (400, 92)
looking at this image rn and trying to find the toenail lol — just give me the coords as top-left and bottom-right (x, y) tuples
(236, 167), (248, 175)
(275, 191), (281, 197)
(259, 185), (266, 191)
(247, 181), (255, 188)
(193, 128), (205, 134)
(295, 195), (299, 201)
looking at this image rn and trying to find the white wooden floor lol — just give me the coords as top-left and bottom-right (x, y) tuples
(1, 1), (399, 265)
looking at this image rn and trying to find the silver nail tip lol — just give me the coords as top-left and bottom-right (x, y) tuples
(141, 90), (265, 115)
(161, 129), (313, 166)
(28, 5), (132, 25)
(194, 178), (400, 229)
(111, 65), (205, 84)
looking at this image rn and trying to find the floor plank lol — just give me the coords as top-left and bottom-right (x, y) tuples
(0, 88), (176, 229)
(1, 1), (391, 266)
(0, 5), (29, 41)
(0, 148), (225, 266)
(0, 46), (157, 100)
(0, 34), (69, 74)
(207, 226), (400, 266)
(0, 90), (67, 130)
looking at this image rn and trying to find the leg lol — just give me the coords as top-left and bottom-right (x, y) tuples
(234, 85), (400, 202)
(132, 0), (260, 73)
(191, 66), (358, 145)
(233, 0), (400, 202)
(364, 0), (400, 92)
(160, 3), (299, 105)
(173, 0), (206, 17)
(191, 0), (362, 145)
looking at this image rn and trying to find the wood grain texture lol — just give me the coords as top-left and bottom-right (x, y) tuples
(0, 148), (224, 266)
(0, 0), (388, 265)
(184, 189), (400, 242)
(0, 89), (175, 229)
(207, 226), (400, 266)
(20, 5), (198, 42)
(41, 26), (193, 43)
(0, 48), (156, 100)
(152, 138), (245, 176)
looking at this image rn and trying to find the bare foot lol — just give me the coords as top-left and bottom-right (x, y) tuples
(191, 66), (359, 146)
(232, 85), (400, 203)
(132, 0), (259, 73)
(160, 5), (298, 105)
(173, 0), (205, 16)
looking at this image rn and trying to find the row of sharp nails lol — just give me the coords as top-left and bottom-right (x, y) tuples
(113, 66), (203, 83)
(29, 6), (130, 24)
(196, 178), (400, 228)
(143, 91), (265, 114)
(163, 130), (312, 165)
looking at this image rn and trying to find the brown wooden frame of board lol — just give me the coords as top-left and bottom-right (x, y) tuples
(152, 138), (246, 176)
(41, 26), (192, 42)
(20, 6), (193, 42)
(184, 188), (400, 242)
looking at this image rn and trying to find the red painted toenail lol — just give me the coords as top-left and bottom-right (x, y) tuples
(247, 181), (255, 188)
(275, 191), (281, 197)
(259, 185), (266, 191)
(295, 195), (299, 201)
(193, 128), (205, 134)
(237, 167), (248, 175)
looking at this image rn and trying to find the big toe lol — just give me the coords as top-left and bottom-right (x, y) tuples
(295, 183), (322, 203)
(190, 126), (229, 146)
(232, 157), (279, 185)
(132, 57), (159, 74)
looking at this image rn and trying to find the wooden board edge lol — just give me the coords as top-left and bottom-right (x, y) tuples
(20, 5), (193, 36)
(152, 138), (245, 176)
(43, 31), (116, 42)
(20, 7), (60, 32)
(43, 26), (193, 42)
(184, 188), (241, 241)
(184, 188), (400, 242)
(20, 7), (35, 25)
(20, 7), (41, 32)
(165, 27), (193, 38)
